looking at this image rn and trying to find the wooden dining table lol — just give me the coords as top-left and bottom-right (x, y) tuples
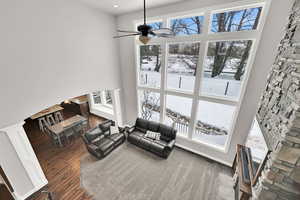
(48, 115), (87, 147)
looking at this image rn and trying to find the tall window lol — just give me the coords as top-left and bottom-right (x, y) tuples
(136, 3), (264, 150)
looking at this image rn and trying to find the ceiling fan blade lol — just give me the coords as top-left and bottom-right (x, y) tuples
(156, 33), (175, 38)
(152, 28), (175, 34)
(113, 33), (141, 38)
(151, 28), (175, 38)
(117, 29), (139, 33)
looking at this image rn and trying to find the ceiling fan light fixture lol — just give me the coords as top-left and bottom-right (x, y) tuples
(139, 35), (150, 44)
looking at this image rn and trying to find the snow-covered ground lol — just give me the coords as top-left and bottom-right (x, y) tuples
(139, 93), (236, 147)
(140, 71), (241, 98)
(138, 55), (247, 147)
(246, 119), (269, 161)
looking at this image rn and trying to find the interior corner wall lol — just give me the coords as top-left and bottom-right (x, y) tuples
(117, 0), (294, 164)
(0, 0), (122, 128)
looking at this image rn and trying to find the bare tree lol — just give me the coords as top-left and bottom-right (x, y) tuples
(140, 91), (160, 120)
(211, 7), (261, 79)
(234, 7), (261, 80)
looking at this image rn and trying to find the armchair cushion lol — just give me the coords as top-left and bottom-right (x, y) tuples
(84, 127), (103, 144)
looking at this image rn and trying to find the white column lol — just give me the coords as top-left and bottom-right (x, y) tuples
(0, 122), (48, 200)
(112, 88), (124, 127)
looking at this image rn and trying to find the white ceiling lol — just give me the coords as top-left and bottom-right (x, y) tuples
(80, 0), (187, 15)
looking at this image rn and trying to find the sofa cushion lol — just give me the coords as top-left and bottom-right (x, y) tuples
(148, 141), (165, 152)
(128, 131), (143, 144)
(135, 127), (147, 133)
(85, 127), (103, 143)
(148, 121), (160, 132)
(135, 118), (149, 130)
(131, 130), (145, 137)
(159, 124), (175, 141)
(139, 137), (153, 149)
(153, 139), (168, 146)
(109, 133), (124, 143)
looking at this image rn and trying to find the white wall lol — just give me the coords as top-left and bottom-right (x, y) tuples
(117, 0), (294, 165)
(0, 0), (122, 129)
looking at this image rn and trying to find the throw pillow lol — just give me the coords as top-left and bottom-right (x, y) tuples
(110, 125), (119, 135)
(145, 130), (160, 140)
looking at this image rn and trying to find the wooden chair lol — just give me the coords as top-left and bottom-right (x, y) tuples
(38, 117), (49, 132)
(54, 112), (64, 123)
(73, 120), (89, 137)
(46, 115), (56, 126)
(44, 126), (60, 146)
(64, 128), (76, 144)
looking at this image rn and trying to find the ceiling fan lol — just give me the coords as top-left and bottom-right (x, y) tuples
(114, 0), (175, 44)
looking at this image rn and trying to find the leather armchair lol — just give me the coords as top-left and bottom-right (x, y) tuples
(82, 120), (125, 159)
(126, 118), (177, 158)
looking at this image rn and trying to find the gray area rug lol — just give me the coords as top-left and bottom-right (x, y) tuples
(80, 142), (234, 200)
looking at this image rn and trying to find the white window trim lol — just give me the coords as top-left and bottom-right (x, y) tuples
(91, 91), (113, 109)
(135, 0), (269, 155)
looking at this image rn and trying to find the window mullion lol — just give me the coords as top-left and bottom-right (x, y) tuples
(159, 41), (167, 123)
(188, 11), (211, 139)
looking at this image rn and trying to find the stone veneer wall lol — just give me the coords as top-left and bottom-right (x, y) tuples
(254, 1), (300, 199)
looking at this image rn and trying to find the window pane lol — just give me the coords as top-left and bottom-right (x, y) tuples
(193, 100), (236, 147)
(167, 42), (200, 92)
(105, 90), (112, 105)
(139, 45), (161, 88)
(138, 90), (160, 122)
(170, 16), (204, 36)
(92, 91), (102, 104)
(246, 118), (268, 162)
(200, 40), (253, 99)
(211, 7), (262, 33)
(165, 95), (193, 137)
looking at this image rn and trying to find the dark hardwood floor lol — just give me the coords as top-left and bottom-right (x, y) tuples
(23, 109), (105, 200)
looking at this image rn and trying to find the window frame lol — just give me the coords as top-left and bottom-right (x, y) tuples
(91, 90), (113, 109)
(136, 43), (163, 89)
(167, 13), (205, 37)
(165, 40), (201, 94)
(134, 1), (267, 153)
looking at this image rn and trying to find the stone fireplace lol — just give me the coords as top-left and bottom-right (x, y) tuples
(254, 0), (300, 199)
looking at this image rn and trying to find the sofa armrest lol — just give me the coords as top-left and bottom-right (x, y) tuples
(166, 139), (176, 150)
(87, 143), (100, 151)
(125, 126), (135, 134)
(118, 127), (125, 133)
